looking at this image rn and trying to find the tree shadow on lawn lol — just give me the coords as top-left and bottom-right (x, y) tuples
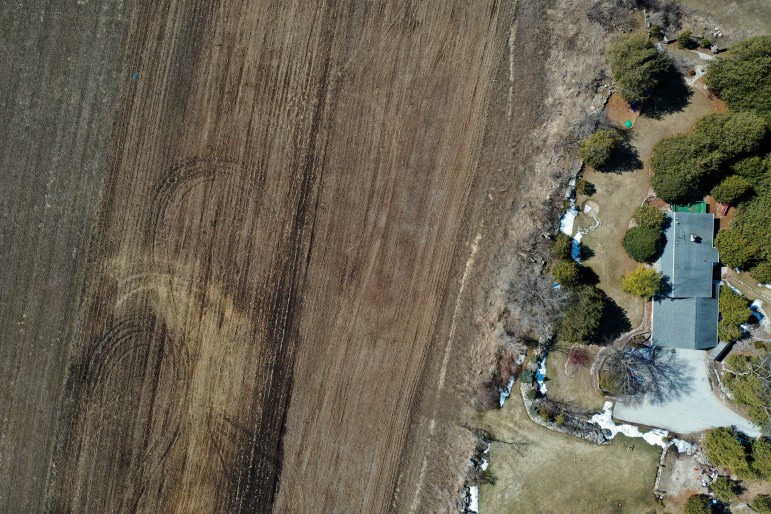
(598, 132), (643, 173)
(641, 65), (692, 120)
(599, 297), (632, 343)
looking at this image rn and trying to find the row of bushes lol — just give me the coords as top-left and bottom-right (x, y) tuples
(550, 234), (609, 345)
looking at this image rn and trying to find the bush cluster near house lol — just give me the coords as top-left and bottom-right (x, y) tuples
(705, 35), (771, 125)
(621, 265), (662, 299)
(558, 285), (608, 345)
(716, 193), (771, 283)
(683, 494), (713, 514)
(632, 205), (666, 229)
(704, 427), (771, 479)
(717, 287), (750, 342)
(649, 111), (768, 204)
(608, 33), (670, 105)
(579, 129), (623, 169)
(723, 352), (771, 433)
(622, 226), (661, 263)
(710, 476), (742, 503)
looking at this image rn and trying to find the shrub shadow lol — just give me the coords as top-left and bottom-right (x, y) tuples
(598, 131), (643, 173)
(599, 297), (632, 343)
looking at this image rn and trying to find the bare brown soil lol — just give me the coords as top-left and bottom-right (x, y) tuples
(0, 0), (562, 512)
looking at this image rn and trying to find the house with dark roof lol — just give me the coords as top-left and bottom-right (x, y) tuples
(651, 211), (720, 350)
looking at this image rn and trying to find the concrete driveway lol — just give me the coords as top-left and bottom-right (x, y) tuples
(613, 348), (760, 436)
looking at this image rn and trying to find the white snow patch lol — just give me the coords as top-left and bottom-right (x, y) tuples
(560, 198), (578, 237)
(469, 486), (479, 513)
(536, 357), (548, 394)
(674, 439), (694, 454)
(591, 401), (690, 453)
(498, 376), (516, 407)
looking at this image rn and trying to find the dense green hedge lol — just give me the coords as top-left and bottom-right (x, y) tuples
(705, 35), (771, 125)
(622, 226), (661, 262)
(608, 33), (670, 104)
(579, 129), (623, 169)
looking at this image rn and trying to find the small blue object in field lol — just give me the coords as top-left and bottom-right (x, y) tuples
(552, 283), (561, 289)
(133, 72), (139, 79)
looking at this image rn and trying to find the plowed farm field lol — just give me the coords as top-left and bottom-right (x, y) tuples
(1, 0), (553, 511)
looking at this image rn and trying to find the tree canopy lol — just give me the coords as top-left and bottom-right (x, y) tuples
(710, 175), (751, 205)
(621, 265), (662, 298)
(558, 285), (607, 345)
(608, 33), (670, 105)
(731, 155), (771, 196)
(754, 438), (771, 479)
(704, 427), (753, 478)
(683, 494), (713, 514)
(718, 193), (771, 281)
(552, 260), (582, 288)
(692, 111), (767, 159)
(579, 129), (623, 169)
(751, 494), (771, 514)
(711, 476), (741, 503)
(650, 112), (767, 204)
(705, 35), (771, 125)
(551, 232), (574, 261)
(724, 353), (771, 435)
(718, 287), (750, 342)
(622, 226), (661, 263)
(715, 229), (759, 269)
(632, 205), (666, 229)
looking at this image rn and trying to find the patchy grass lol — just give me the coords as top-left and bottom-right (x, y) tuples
(546, 345), (605, 413)
(476, 397), (661, 514)
(577, 89), (720, 330)
(678, 0), (771, 37)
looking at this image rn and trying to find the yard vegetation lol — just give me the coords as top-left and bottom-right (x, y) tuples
(723, 352), (771, 433)
(621, 265), (662, 298)
(644, 35), (771, 284)
(649, 112), (767, 204)
(579, 129), (623, 169)
(704, 427), (771, 479)
(608, 33), (670, 105)
(705, 35), (771, 125)
(622, 226), (661, 263)
(717, 287), (750, 342)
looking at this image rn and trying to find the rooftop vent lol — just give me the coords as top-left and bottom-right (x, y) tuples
(690, 234), (701, 243)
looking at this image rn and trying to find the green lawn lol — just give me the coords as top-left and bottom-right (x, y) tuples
(477, 397), (661, 514)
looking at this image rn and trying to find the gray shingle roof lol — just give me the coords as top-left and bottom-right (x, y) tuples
(659, 212), (718, 298)
(652, 211), (720, 350)
(652, 286), (720, 350)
